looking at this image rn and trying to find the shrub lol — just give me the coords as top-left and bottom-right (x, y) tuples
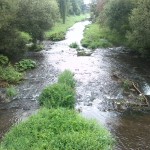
(58, 70), (75, 89)
(0, 108), (114, 150)
(0, 65), (23, 84)
(127, 0), (150, 55)
(6, 86), (17, 97)
(0, 29), (27, 58)
(15, 59), (37, 72)
(0, 55), (9, 66)
(69, 42), (79, 49)
(20, 32), (32, 43)
(39, 83), (75, 109)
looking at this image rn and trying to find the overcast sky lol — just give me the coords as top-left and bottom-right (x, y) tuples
(84, 0), (91, 4)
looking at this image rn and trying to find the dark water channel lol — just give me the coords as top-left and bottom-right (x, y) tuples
(0, 20), (150, 149)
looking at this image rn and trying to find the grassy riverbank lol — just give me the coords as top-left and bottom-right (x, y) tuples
(45, 14), (89, 41)
(0, 70), (114, 150)
(81, 23), (126, 49)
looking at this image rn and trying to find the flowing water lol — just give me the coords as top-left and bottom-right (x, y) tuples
(0, 20), (150, 149)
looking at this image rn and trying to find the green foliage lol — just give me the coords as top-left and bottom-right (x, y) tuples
(58, 70), (76, 89)
(0, 65), (23, 83)
(103, 0), (134, 35)
(15, 59), (37, 72)
(39, 83), (75, 109)
(45, 14), (89, 41)
(0, 29), (28, 58)
(82, 23), (115, 49)
(20, 32), (32, 43)
(69, 42), (79, 49)
(28, 44), (44, 52)
(127, 0), (150, 55)
(6, 86), (17, 97)
(0, 55), (9, 66)
(0, 108), (114, 150)
(17, 0), (59, 42)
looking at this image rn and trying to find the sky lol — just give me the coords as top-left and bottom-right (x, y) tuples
(84, 0), (91, 4)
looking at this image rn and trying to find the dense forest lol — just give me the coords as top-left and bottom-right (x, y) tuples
(89, 0), (150, 57)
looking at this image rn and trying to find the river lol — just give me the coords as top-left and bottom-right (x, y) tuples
(0, 20), (150, 149)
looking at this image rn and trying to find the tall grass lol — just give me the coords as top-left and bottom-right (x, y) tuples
(58, 70), (75, 89)
(45, 14), (89, 41)
(81, 23), (126, 49)
(0, 65), (23, 84)
(39, 70), (76, 109)
(39, 83), (75, 109)
(0, 108), (114, 150)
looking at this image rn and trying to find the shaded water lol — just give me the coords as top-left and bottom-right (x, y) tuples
(0, 21), (150, 149)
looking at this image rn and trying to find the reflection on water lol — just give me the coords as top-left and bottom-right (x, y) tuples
(0, 20), (150, 149)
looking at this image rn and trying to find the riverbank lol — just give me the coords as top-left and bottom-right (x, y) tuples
(0, 20), (150, 149)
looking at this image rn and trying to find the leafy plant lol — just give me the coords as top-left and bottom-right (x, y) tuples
(39, 83), (75, 109)
(0, 108), (114, 150)
(15, 59), (37, 72)
(58, 70), (76, 89)
(0, 65), (23, 83)
(0, 55), (9, 66)
(69, 42), (79, 49)
(6, 86), (17, 97)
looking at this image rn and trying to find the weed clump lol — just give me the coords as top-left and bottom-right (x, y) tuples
(58, 70), (75, 89)
(0, 65), (23, 84)
(69, 42), (79, 49)
(39, 83), (75, 109)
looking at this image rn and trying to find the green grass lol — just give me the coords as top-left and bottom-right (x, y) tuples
(45, 14), (89, 41)
(39, 70), (76, 109)
(0, 108), (114, 150)
(0, 65), (23, 84)
(69, 42), (80, 49)
(39, 83), (75, 109)
(58, 70), (76, 89)
(81, 23), (126, 49)
(6, 86), (17, 97)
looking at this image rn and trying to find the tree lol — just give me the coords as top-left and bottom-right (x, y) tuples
(104, 0), (134, 35)
(57, 0), (67, 24)
(127, 0), (150, 55)
(16, 0), (59, 43)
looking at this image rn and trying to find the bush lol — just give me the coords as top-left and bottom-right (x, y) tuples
(6, 86), (17, 97)
(58, 70), (76, 89)
(127, 0), (150, 55)
(15, 59), (37, 72)
(0, 29), (27, 58)
(20, 32), (32, 43)
(0, 55), (9, 66)
(39, 83), (75, 109)
(0, 65), (23, 84)
(0, 108), (114, 150)
(69, 42), (79, 49)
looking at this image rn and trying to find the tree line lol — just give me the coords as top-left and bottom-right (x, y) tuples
(0, 0), (84, 58)
(91, 0), (150, 57)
